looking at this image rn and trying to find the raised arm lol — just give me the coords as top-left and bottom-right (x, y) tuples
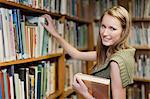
(41, 14), (96, 61)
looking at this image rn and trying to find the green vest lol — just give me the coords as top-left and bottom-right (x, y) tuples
(91, 48), (136, 88)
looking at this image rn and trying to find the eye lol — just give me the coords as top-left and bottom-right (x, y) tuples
(109, 26), (116, 31)
(100, 25), (106, 29)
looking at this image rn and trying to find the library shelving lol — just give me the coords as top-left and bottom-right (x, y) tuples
(127, 0), (150, 99)
(133, 77), (150, 83)
(132, 18), (150, 22)
(0, 0), (94, 99)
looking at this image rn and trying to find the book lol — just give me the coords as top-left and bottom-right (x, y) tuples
(75, 73), (110, 99)
(0, 83), (2, 99)
(2, 69), (9, 99)
(0, 70), (5, 99)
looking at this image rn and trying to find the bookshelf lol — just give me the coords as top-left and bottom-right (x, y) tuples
(127, 0), (150, 99)
(132, 18), (150, 22)
(0, 53), (62, 67)
(0, 0), (93, 99)
(133, 77), (150, 83)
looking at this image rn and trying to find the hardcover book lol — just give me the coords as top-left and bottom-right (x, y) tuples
(76, 73), (110, 99)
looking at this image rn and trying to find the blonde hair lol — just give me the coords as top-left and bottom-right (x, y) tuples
(96, 6), (131, 66)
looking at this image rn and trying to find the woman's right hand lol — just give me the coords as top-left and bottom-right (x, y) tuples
(73, 73), (95, 99)
(41, 14), (60, 38)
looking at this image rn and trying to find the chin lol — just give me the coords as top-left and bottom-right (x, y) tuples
(102, 42), (113, 46)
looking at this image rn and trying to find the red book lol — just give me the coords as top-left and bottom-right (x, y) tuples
(0, 71), (5, 99)
(7, 73), (11, 99)
(76, 73), (110, 99)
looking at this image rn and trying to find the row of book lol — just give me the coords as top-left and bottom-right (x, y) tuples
(92, 22), (99, 46)
(134, 54), (150, 79)
(0, 8), (60, 62)
(127, 83), (150, 99)
(132, 0), (150, 18)
(0, 61), (57, 99)
(91, 0), (118, 20)
(0, 7), (89, 62)
(7, 0), (48, 10)
(6, 0), (90, 19)
(64, 20), (88, 49)
(129, 23), (150, 47)
(59, 0), (90, 19)
(64, 59), (86, 90)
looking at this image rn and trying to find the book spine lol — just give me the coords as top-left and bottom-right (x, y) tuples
(2, 69), (9, 99)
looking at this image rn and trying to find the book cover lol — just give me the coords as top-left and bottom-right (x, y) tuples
(37, 64), (42, 99)
(75, 73), (110, 99)
(0, 11), (4, 62)
(6, 71), (11, 99)
(18, 68), (26, 99)
(0, 8), (10, 61)
(0, 83), (2, 99)
(2, 69), (9, 99)
(8, 10), (16, 61)
(0, 70), (5, 99)
(12, 9), (21, 59)
(7, 66), (15, 99)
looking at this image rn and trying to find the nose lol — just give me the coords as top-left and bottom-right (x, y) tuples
(102, 28), (109, 36)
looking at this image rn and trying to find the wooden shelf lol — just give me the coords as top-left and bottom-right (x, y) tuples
(0, 0), (92, 23)
(77, 47), (90, 51)
(133, 77), (150, 83)
(65, 15), (90, 24)
(0, 53), (62, 67)
(63, 87), (74, 97)
(0, 0), (61, 17)
(48, 90), (62, 99)
(94, 19), (100, 22)
(132, 45), (150, 50)
(132, 17), (150, 22)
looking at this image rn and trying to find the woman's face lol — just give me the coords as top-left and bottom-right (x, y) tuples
(100, 14), (123, 46)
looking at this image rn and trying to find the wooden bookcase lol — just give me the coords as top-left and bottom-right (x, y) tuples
(0, 0), (94, 99)
(127, 0), (150, 99)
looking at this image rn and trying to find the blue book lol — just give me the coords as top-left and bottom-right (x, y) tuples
(2, 69), (8, 99)
(12, 9), (24, 59)
(12, 9), (21, 57)
(42, 30), (49, 56)
(37, 64), (42, 99)
(16, 9), (24, 58)
(0, 84), (2, 99)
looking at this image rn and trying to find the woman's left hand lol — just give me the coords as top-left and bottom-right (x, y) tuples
(72, 73), (95, 99)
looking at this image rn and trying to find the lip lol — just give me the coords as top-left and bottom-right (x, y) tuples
(102, 38), (111, 42)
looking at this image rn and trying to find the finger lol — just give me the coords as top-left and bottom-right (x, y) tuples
(73, 73), (82, 84)
(41, 14), (47, 19)
(43, 14), (53, 21)
(77, 72), (82, 75)
(73, 74), (78, 84)
(74, 73), (82, 83)
(76, 78), (87, 89)
(72, 79), (79, 90)
(41, 14), (51, 21)
(47, 15), (53, 21)
(41, 23), (50, 31)
(72, 74), (80, 89)
(41, 22), (47, 28)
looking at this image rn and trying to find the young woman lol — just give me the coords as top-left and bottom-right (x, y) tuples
(42, 6), (135, 99)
